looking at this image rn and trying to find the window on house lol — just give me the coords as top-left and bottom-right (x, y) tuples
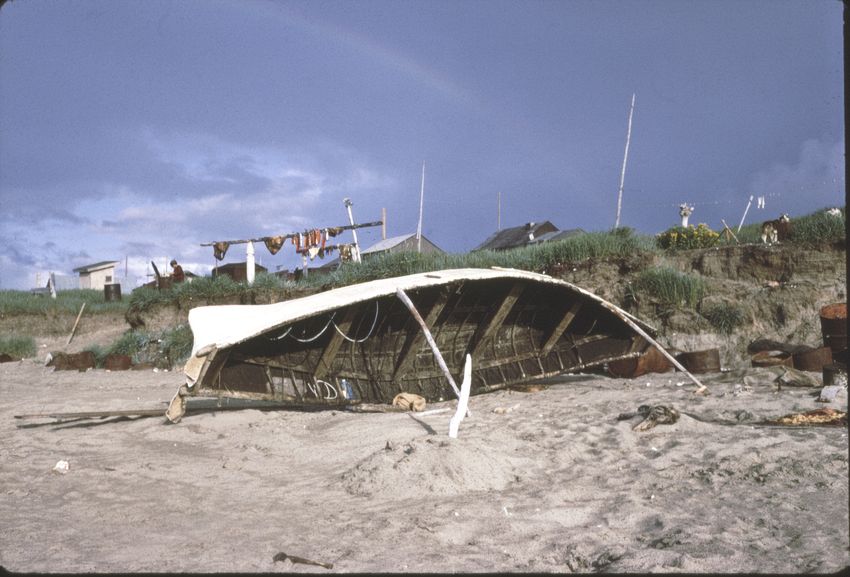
(106, 275), (112, 282)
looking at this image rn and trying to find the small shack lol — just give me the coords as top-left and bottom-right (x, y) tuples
(473, 221), (559, 251)
(212, 262), (268, 283)
(72, 261), (120, 291)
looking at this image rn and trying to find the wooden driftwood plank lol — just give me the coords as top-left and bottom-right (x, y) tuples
(66, 302), (86, 346)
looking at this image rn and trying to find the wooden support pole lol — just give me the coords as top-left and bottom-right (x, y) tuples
(720, 219), (740, 244)
(396, 288), (471, 415)
(393, 289), (449, 381)
(449, 354), (473, 438)
(66, 302), (86, 346)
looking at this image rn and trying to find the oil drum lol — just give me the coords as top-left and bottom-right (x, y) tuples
(677, 348), (721, 374)
(820, 303), (847, 355)
(608, 347), (673, 378)
(792, 346), (833, 372)
(104, 283), (122, 302)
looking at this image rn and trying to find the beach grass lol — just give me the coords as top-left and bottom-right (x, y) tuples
(0, 334), (36, 358)
(0, 289), (128, 316)
(629, 266), (707, 309)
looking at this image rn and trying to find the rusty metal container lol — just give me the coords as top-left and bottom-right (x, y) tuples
(104, 283), (122, 302)
(608, 346), (673, 378)
(820, 302), (847, 355)
(751, 350), (794, 368)
(823, 364), (848, 388)
(104, 353), (132, 371)
(677, 348), (721, 374)
(792, 346), (832, 372)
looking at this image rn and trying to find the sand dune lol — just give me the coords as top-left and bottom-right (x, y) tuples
(1, 360), (847, 572)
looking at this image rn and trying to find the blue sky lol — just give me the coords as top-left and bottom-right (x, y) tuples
(0, 0), (844, 289)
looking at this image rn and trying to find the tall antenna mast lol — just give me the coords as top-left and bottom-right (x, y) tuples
(497, 191), (501, 230)
(614, 92), (635, 229)
(417, 161), (425, 253)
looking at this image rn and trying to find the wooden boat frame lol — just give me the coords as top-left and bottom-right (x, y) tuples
(166, 268), (658, 422)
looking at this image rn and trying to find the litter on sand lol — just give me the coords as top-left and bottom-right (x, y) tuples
(617, 404), (680, 431)
(766, 408), (847, 426)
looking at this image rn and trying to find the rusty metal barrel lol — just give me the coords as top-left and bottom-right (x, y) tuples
(104, 353), (132, 371)
(823, 364), (848, 388)
(677, 348), (721, 374)
(751, 350), (793, 368)
(608, 347), (673, 378)
(792, 346), (833, 372)
(820, 303), (847, 355)
(104, 283), (122, 302)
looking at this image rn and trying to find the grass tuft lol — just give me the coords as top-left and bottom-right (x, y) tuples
(629, 267), (707, 309)
(0, 334), (36, 358)
(702, 302), (746, 334)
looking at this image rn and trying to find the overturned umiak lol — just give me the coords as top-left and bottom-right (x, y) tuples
(167, 268), (658, 422)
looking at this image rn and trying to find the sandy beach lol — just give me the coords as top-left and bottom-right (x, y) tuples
(1, 358), (847, 573)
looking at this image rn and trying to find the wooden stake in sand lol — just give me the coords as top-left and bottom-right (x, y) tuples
(396, 288), (471, 416)
(66, 302), (86, 346)
(599, 302), (708, 394)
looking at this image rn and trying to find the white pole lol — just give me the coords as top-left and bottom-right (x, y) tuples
(417, 161), (425, 253)
(497, 191), (501, 230)
(246, 241), (255, 284)
(382, 207), (387, 240)
(344, 198), (362, 263)
(614, 93), (635, 229)
(448, 354), (473, 439)
(737, 195), (754, 233)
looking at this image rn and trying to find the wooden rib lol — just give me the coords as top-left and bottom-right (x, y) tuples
(466, 282), (525, 359)
(313, 306), (358, 380)
(392, 289), (450, 381)
(540, 299), (583, 356)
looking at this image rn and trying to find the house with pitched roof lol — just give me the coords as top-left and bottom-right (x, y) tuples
(472, 221), (559, 251)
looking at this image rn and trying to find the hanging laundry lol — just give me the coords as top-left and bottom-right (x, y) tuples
(339, 244), (353, 262)
(213, 241), (230, 261)
(326, 226), (344, 238)
(264, 236), (285, 255)
(308, 246), (320, 260)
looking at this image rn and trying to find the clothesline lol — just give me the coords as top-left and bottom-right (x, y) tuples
(199, 220), (383, 247)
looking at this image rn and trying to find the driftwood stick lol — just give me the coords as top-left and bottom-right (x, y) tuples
(599, 303), (708, 394)
(720, 219), (740, 244)
(396, 288), (471, 416)
(66, 302), (86, 346)
(15, 408), (166, 420)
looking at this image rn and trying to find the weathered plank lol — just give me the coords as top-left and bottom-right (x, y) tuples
(465, 282), (525, 359)
(313, 306), (358, 380)
(540, 299), (582, 356)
